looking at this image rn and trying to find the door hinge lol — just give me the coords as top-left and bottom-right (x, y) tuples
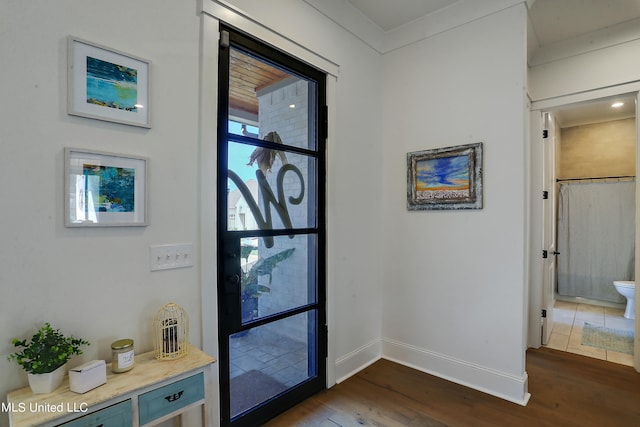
(541, 309), (547, 318)
(320, 105), (328, 141)
(542, 129), (549, 139)
(220, 30), (230, 49)
(542, 250), (548, 259)
(542, 190), (548, 199)
(323, 324), (329, 358)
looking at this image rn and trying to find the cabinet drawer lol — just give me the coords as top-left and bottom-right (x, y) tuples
(56, 400), (132, 427)
(138, 373), (204, 425)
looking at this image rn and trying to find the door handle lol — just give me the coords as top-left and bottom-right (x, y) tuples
(165, 390), (184, 402)
(543, 250), (560, 258)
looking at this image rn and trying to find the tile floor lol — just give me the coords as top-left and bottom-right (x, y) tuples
(544, 299), (634, 366)
(229, 327), (309, 388)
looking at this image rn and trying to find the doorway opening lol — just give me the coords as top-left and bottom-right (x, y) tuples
(540, 94), (636, 366)
(216, 26), (328, 427)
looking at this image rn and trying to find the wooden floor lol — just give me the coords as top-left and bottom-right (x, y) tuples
(264, 347), (640, 426)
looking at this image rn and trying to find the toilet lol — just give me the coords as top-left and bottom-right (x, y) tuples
(613, 281), (635, 320)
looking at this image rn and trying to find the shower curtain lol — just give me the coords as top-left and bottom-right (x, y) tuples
(557, 180), (635, 303)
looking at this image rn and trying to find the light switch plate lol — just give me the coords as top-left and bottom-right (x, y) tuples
(150, 243), (194, 271)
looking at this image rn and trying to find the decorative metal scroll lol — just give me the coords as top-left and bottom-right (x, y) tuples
(228, 164), (305, 248)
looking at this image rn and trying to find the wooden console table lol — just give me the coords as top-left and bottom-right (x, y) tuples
(6, 346), (216, 427)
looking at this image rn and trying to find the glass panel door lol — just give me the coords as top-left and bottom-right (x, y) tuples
(217, 27), (326, 427)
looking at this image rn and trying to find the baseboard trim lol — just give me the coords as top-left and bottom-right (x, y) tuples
(381, 338), (531, 406)
(334, 338), (381, 384)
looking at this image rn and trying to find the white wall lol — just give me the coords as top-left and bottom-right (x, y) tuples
(1, 0), (536, 424)
(0, 1), (201, 426)
(0, 1), (385, 425)
(380, 4), (530, 404)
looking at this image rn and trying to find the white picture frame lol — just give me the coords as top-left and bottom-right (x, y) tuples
(65, 148), (148, 227)
(67, 36), (151, 128)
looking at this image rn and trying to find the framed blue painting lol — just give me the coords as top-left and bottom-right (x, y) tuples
(407, 142), (483, 210)
(65, 148), (148, 227)
(68, 37), (151, 128)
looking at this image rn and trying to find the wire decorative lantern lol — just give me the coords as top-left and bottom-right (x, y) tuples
(153, 303), (189, 360)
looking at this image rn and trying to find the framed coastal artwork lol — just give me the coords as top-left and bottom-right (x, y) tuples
(64, 148), (148, 227)
(407, 142), (483, 210)
(67, 36), (150, 128)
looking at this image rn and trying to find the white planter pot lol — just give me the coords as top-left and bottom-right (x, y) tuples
(27, 364), (66, 394)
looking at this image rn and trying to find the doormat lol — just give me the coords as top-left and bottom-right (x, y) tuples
(230, 369), (288, 417)
(582, 322), (634, 355)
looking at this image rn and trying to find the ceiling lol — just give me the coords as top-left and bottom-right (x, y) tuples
(344, 0), (640, 46)
(229, 1), (640, 126)
(344, 0), (461, 32)
(230, 48), (290, 120)
(343, 0), (640, 127)
(552, 95), (636, 128)
(526, 0), (640, 47)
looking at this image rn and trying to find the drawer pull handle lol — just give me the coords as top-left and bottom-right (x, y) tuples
(164, 390), (184, 402)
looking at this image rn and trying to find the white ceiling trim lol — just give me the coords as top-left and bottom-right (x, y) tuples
(306, 0), (525, 54)
(303, 0), (386, 53)
(344, 0), (461, 32)
(200, 0), (340, 77)
(382, 0), (524, 53)
(529, 17), (640, 67)
(530, 81), (640, 113)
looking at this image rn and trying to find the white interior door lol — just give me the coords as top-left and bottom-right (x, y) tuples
(541, 112), (557, 345)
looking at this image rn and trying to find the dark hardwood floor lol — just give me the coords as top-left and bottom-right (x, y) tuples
(264, 347), (640, 426)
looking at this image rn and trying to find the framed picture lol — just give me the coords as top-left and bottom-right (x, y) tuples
(67, 36), (151, 128)
(65, 148), (148, 227)
(407, 142), (483, 210)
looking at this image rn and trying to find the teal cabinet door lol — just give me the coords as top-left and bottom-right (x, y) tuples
(57, 400), (132, 427)
(138, 373), (204, 425)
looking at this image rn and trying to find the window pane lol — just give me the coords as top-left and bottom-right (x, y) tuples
(240, 235), (317, 324)
(227, 142), (316, 231)
(229, 311), (317, 418)
(229, 48), (317, 151)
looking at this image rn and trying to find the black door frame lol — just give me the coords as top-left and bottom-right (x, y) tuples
(216, 25), (327, 427)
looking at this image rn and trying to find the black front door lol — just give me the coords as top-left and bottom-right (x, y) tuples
(216, 26), (327, 427)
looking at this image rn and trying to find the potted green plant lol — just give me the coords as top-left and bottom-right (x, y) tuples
(7, 322), (90, 394)
(241, 248), (295, 323)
